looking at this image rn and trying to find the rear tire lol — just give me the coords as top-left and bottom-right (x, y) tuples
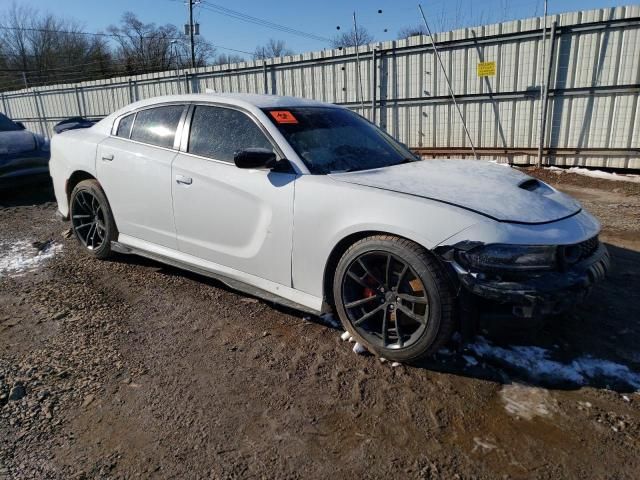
(333, 235), (455, 363)
(69, 179), (117, 259)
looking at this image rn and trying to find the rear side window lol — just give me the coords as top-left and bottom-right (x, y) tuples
(116, 113), (135, 138)
(130, 105), (184, 148)
(188, 106), (273, 162)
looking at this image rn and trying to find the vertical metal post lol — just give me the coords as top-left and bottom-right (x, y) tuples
(370, 49), (377, 123)
(128, 79), (135, 103)
(418, 4), (477, 159)
(263, 61), (269, 94)
(353, 12), (365, 112)
(74, 86), (84, 117)
(0, 93), (7, 115)
(538, 21), (556, 168)
(32, 90), (46, 138)
(21, 72), (28, 89)
(536, 0), (549, 167)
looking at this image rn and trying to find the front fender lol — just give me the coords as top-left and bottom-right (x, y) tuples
(291, 175), (483, 299)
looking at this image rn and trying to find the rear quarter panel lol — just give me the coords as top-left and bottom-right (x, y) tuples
(291, 175), (483, 299)
(50, 128), (107, 217)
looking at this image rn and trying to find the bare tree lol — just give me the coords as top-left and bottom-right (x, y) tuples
(253, 39), (293, 60)
(397, 25), (427, 39)
(0, 3), (116, 90)
(330, 25), (374, 48)
(213, 53), (245, 66)
(107, 12), (214, 73)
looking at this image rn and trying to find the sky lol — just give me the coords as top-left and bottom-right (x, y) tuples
(0, 0), (633, 58)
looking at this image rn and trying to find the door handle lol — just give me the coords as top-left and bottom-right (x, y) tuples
(176, 175), (192, 185)
(101, 153), (114, 161)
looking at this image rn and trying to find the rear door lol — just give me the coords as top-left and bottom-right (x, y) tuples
(96, 104), (187, 249)
(171, 104), (296, 286)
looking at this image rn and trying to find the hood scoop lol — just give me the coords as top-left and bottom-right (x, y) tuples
(329, 160), (582, 224)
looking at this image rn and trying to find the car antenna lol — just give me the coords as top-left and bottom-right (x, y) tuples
(417, 4), (478, 160)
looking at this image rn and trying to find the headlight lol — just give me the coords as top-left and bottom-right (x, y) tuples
(457, 244), (557, 272)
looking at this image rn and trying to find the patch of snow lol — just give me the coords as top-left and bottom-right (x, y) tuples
(352, 342), (368, 355)
(472, 437), (498, 453)
(623, 395), (630, 403)
(391, 362), (402, 368)
(468, 337), (640, 390)
(500, 384), (556, 420)
(0, 240), (62, 277)
(545, 166), (640, 183)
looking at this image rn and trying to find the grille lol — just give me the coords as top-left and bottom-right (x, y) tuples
(560, 236), (599, 265)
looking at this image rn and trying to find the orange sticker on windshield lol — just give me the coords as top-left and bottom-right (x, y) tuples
(270, 110), (298, 124)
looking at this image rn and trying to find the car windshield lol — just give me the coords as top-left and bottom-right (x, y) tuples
(262, 107), (417, 174)
(0, 113), (21, 132)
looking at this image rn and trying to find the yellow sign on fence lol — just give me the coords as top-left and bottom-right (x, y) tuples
(477, 61), (496, 77)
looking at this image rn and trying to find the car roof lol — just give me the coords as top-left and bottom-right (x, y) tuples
(93, 93), (340, 135)
(127, 92), (334, 111)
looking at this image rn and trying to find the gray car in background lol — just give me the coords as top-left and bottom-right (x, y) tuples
(0, 113), (50, 190)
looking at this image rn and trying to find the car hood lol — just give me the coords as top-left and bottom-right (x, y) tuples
(329, 159), (582, 224)
(0, 130), (37, 155)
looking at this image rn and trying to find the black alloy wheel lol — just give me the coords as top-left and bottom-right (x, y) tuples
(333, 235), (455, 363)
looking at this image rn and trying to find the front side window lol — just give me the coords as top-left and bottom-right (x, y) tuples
(262, 107), (417, 174)
(130, 105), (184, 148)
(188, 105), (273, 162)
(116, 113), (135, 138)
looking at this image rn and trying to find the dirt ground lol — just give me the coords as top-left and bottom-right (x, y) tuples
(1, 168), (639, 479)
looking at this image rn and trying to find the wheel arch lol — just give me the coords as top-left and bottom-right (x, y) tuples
(66, 170), (96, 208)
(321, 229), (446, 312)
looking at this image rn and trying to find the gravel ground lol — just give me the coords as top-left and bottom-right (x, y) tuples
(1, 171), (639, 479)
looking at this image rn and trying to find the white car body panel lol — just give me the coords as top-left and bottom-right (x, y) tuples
(97, 137), (179, 249)
(290, 174), (483, 298)
(172, 152), (296, 286)
(331, 160), (581, 224)
(49, 93), (602, 314)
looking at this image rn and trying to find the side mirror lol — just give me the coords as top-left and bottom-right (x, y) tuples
(15, 121), (26, 130)
(234, 148), (277, 169)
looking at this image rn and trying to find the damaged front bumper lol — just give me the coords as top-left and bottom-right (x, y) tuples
(443, 243), (610, 319)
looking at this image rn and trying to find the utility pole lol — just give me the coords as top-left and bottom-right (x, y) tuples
(188, 0), (196, 68)
(418, 4), (477, 159)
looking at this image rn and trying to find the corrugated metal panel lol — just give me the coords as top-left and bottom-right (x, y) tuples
(0, 6), (638, 168)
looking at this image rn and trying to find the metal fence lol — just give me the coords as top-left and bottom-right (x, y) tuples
(1, 5), (639, 169)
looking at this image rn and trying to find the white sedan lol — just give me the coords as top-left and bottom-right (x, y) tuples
(50, 93), (609, 362)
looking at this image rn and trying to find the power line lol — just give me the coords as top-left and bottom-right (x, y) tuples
(198, 1), (332, 43)
(0, 25), (253, 56)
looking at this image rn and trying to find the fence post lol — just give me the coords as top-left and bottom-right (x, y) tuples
(128, 78), (138, 103)
(184, 71), (190, 93)
(32, 89), (47, 138)
(370, 49), (377, 123)
(537, 21), (557, 167)
(263, 60), (268, 94)
(0, 92), (7, 115)
(74, 86), (84, 117)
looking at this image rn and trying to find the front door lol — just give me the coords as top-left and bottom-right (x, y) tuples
(171, 105), (296, 286)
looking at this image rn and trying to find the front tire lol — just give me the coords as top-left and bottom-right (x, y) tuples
(69, 179), (117, 259)
(333, 235), (455, 363)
